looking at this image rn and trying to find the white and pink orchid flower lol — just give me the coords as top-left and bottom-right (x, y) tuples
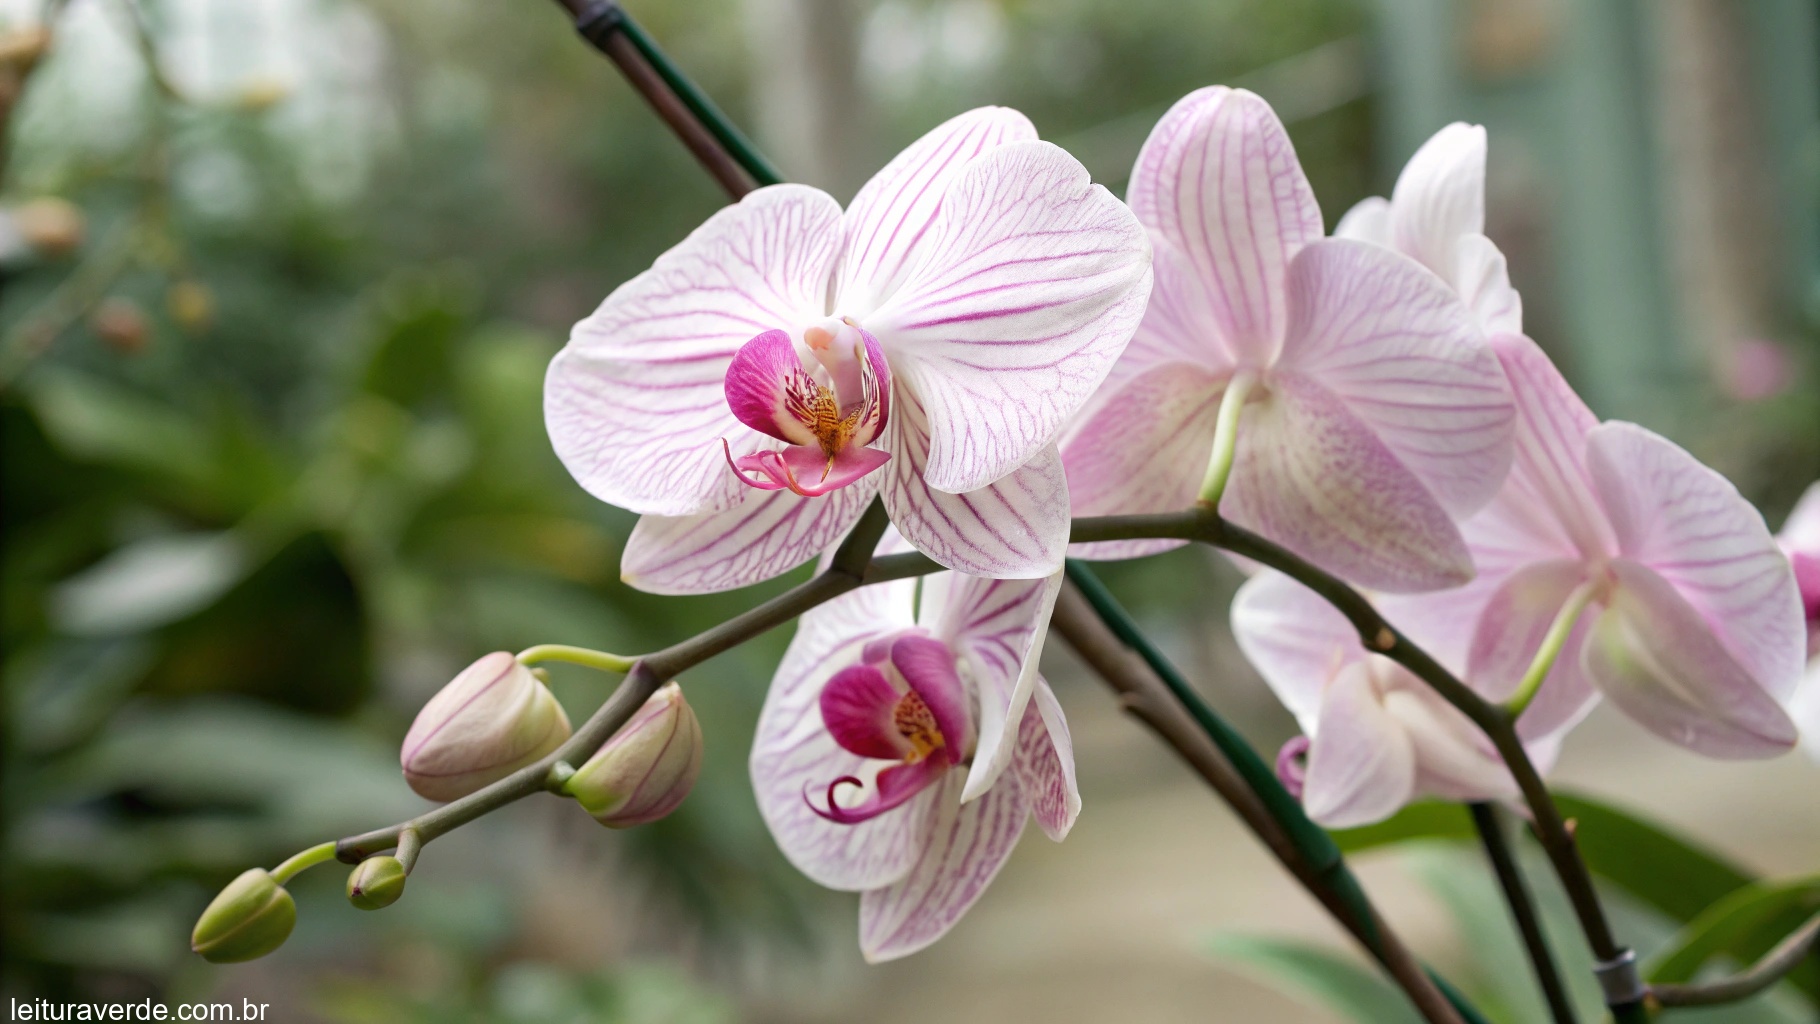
(1234, 569), (1560, 828)
(1060, 87), (1515, 591)
(1775, 482), (1820, 759)
(1389, 334), (1804, 758)
(546, 108), (1153, 593)
(750, 556), (1076, 961)
(1334, 122), (1523, 336)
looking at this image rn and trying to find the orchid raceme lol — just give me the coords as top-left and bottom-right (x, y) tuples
(1777, 482), (1820, 759)
(1234, 569), (1559, 828)
(1333, 122), (1523, 336)
(1387, 334), (1804, 758)
(546, 107), (1153, 593)
(750, 554), (1076, 961)
(1060, 87), (1516, 590)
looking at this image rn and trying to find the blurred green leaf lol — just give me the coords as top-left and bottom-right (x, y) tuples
(51, 531), (251, 635)
(24, 369), (219, 492)
(1648, 877), (1820, 1000)
(1330, 800), (1476, 853)
(1204, 933), (1425, 1024)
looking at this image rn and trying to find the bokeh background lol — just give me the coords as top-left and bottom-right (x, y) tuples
(3, 0), (1818, 1021)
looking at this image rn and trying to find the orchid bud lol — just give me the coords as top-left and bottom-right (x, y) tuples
(346, 855), (406, 910)
(190, 869), (295, 963)
(563, 682), (702, 828)
(402, 652), (572, 802)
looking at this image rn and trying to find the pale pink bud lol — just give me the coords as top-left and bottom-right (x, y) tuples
(563, 682), (702, 828)
(402, 652), (571, 802)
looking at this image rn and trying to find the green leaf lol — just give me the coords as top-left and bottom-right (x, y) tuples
(1648, 877), (1820, 1000)
(1553, 793), (1755, 924)
(1204, 933), (1425, 1024)
(1330, 800), (1476, 853)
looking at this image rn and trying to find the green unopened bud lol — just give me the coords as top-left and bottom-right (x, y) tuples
(191, 869), (295, 963)
(345, 855), (406, 910)
(403, 652), (571, 801)
(564, 682), (702, 828)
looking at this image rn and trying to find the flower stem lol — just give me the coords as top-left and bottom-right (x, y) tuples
(270, 842), (338, 884)
(1470, 803), (1578, 1024)
(1196, 372), (1256, 507)
(517, 644), (636, 675)
(1504, 580), (1597, 718)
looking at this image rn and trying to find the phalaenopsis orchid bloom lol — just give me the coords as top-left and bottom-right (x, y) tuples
(1060, 87), (1516, 590)
(1776, 482), (1820, 759)
(1389, 334), (1804, 758)
(546, 108), (1152, 593)
(750, 556), (1076, 961)
(1333, 122), (1523, 337)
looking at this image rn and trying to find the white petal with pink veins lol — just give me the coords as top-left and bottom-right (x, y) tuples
(1231, 570), (1357, 733)
(1126, 86), (1323, 366)
(1454, 234), (1523, 335)
(751, 581), (925, 891)
(1334, 195), (1393, 247)
(1386, 684), (1516, 803)
(1277, 238), (1514, 520)
(1587, 422), (1805, 699)
(1388, 122), (1486, 282)
(1016, 680), (1080, 841)
(1465, 559), (1602, 739)
(882, 388), (1069, 578)
(620, 481), (876, 595)
(836, 107), (1037, 316)
(1301, 662), (1416, 828)
(1482, 334), (1612, 559)
(546, 185), (841, 517)
(1102, 237), (1243, 387)
(857, 771), (1029, 962)
(873, 140), (1153, 494)
(1223, 373), (1474, 593)
(1780, 482), (1820, 554)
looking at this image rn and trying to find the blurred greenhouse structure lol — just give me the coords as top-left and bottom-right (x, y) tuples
(2, 0), (1816, 1021)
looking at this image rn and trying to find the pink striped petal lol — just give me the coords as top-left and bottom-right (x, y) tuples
(1586, 422), (1806, 699)
(724, 329), (820, 445)
(1388, 123), (1487, 282)
(1334, 196), (1393, 247)
(1230, 570), (1359, 733)
(1277, 238), (1515, 519)
(836, 107), (1037, 315)
(752, 580), (924, 890)
(1060, 360), (1223, 560)
(1223, 373), (1475, 593)
(1105, 237), (1244, 383)
(1480, 334), (1612, 560)
(1385, 684), (1517, 803)
(1454, 234), (1523, 335)
(1584, 559), (1797, 758)
(620, 481), (875, 594)
(889, 635), (972, 766)
(1015, 680), (1080, 841)
(1466, 559), (1601, 739)
(882, 389), (1069, 578)
(919, 569), (1063, 801)
(1301, 662), (1416, 828)
(858, 771), (1028, 962)
(820, 664), (913, 761)
(547, 185), (842, 516)
(1126, 86), (1323, 366)
(873, 140), (1154, 494)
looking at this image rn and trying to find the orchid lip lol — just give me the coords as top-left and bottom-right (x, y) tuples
(722, 324), (892, 497)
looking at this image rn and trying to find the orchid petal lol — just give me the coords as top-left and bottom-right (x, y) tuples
(1383, 685), (1516, 802)
(1587, 422), (1806, 699)
(883, 390), (1069, 578)
(1454, 234), (1523, 335)
(1465, 559), (1602, 740)
(1126, 86), (1323, 366)
(836, 107), (1037, 315)
(1334, 196), (1393, 247)
(621, 481), (875, 594)
(751, 581), (923, 890)
(1277, 238), (1515, 519)
(858, 772), (1028, 962)
(1301, 662), (1417, 828)
(819, 664), (914, 761)
(1482, 334), (1612, 559)
(547, 185), (841, 516)
(1230, 570), (1357, 733)
(1792, 661), (1820, 762)
(873, 140), (1153, 493)
(1388, 122), (1486, 281)
(1223, 373), (1475, 593)
(889, 635), (972, 765)
(920, 568), (1064, 801)
(1105, 237), (1243, 382)
(1583, 559), (1797, 758)
(769, 444), (892, 497)
(1780, 482), (1820, 554)
(1015, 680), (1080, 841)
(724, 329), (820, 445)
(1060, 360), (1222, 560)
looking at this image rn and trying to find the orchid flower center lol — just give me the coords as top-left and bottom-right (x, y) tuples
(721, 318), (893, 498)
(806, 632), (974, 825)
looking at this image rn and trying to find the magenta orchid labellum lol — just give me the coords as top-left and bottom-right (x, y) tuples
(546, 108), (1153, 594)
(1060, 88), (1517, 590)
(750, 549), (1075, 961)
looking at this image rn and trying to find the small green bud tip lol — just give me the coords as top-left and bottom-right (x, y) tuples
(346, 856), (407, 910)
(190, 869), (296, 963)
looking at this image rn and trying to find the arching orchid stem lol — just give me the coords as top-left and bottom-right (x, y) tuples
(1469, 803), (1577, 1024)
(269, 842), (337, 885)
(1504, 580), (1598, 718)
(516, 644), (636, 675)
(1650, 910), (1820, 1008)
(394, 829), (422, 873)
(1196, 371), (1257, 506)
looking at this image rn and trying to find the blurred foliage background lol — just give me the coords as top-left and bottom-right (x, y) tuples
(1, 0), (1815, 1021)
